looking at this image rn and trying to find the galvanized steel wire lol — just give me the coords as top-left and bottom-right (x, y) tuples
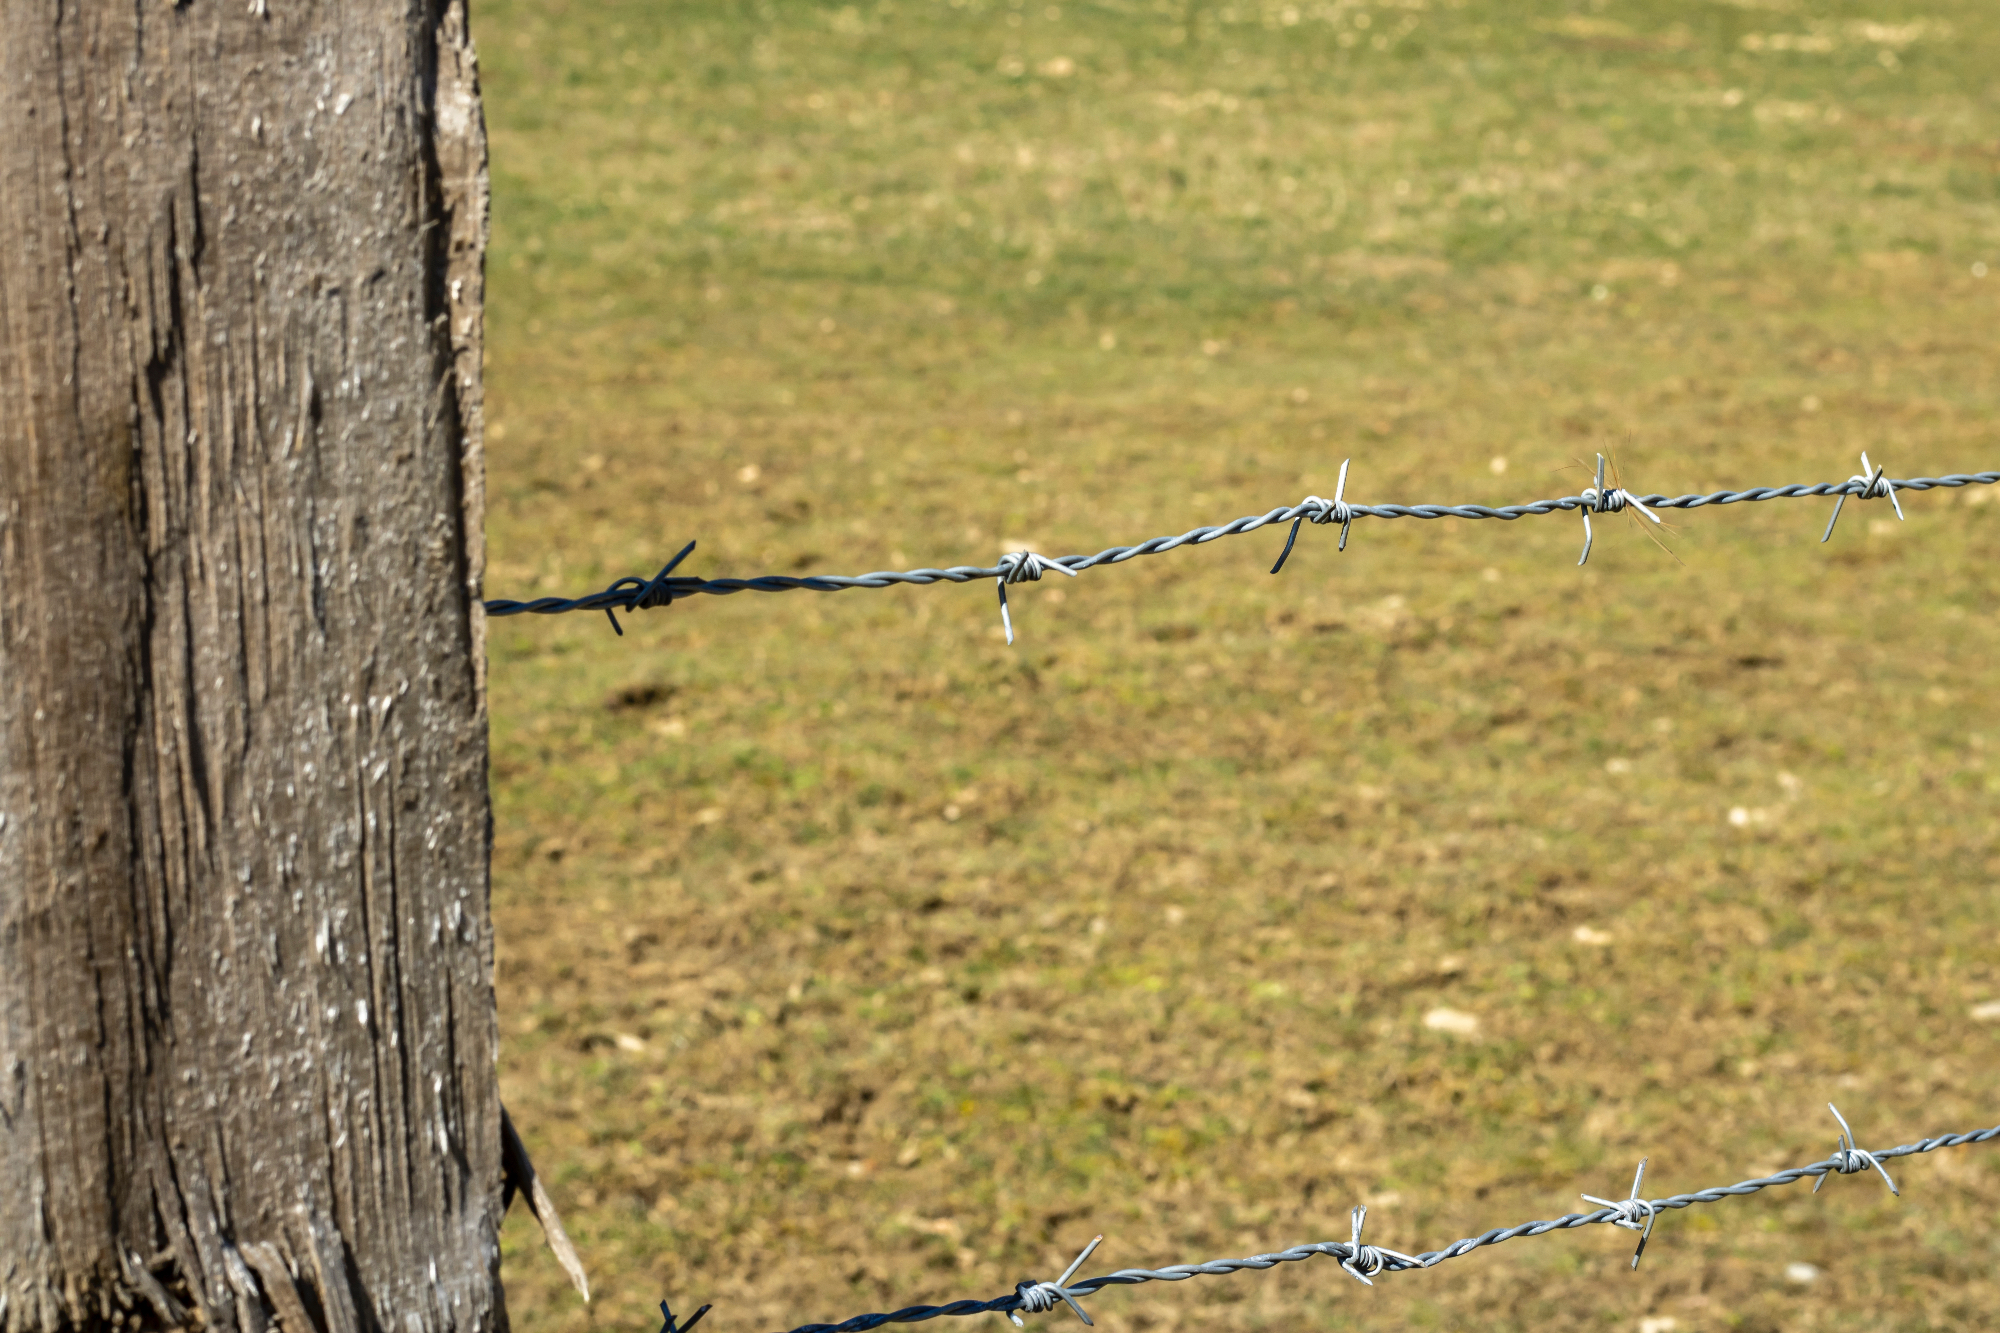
(738, 1115), (1999, 1333)
(488, 464), (2000, 636)
(499, 458), (2000, 1328)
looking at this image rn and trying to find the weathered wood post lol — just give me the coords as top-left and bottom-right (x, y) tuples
(0, 2), (504, 1328)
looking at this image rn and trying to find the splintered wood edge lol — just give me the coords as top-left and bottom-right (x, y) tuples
(502, 1102), (592, 1303)
(239, 1241), (318, 1333)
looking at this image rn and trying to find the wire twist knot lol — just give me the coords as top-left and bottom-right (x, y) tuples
(1815, 1103), (1899, 1197)
(998, 551), (1072, 585)
(1594, 1195), (1658, 1230)
(1302, 493), (1353, 526)
(1338, 1206), (1416, 1287)
(1009, 1235), (1102, 1327)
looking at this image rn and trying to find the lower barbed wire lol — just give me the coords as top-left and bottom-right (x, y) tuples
(740, 1121), (2000, 1333)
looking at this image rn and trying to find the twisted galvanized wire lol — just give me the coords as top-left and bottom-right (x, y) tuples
(750, 1119), (1999, 1333)
(487, 468), (2000, 631)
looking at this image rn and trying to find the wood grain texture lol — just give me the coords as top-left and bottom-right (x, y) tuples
(0, 2), (501, 1329)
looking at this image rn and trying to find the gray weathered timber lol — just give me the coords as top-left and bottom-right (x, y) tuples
(0, 2), (500, 1330)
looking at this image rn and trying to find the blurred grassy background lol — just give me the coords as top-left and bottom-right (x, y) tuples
(475, 0), (2000, 1329)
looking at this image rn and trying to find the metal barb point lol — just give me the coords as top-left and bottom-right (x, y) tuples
(650, 539), (701, 597)
(1010, 1236), (1103, 1327)
(1815, 1103), (1900, 1197)
(1272, 459), (1353, 574)
(1582, 1156), (1660, 1270)
(1822, 452), (1903, 543)
(659, 1300), (712, 1333)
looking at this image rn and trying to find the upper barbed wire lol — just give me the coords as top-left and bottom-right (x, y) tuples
(485, 463), (2000, 636)
(716, 1116), (2000, 1333)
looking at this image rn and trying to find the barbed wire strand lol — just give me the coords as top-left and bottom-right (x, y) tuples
(487, 457), (2000, 641)
(672, 1111), (1999, 1333)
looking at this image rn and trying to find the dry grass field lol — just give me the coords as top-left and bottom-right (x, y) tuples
(475, 1), (2000, 1329)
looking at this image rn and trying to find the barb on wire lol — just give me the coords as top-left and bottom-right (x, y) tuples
(488, 463), (2000, 641)
(1576, 453), (1664, 566)
(1010, 1235), (1102, 1327)
(1815, 1103), (1898, 1197)
(1270, 458), (1353, 574)
(1337, 1205), (1418, 1287)
(1822, 452), (1905, 542)
(1581, 1157), (1659, 1270)
(660, 1300), (712, 1333)
(484, 539), (700, 637)
(996, 550), (1078, 646)
(742, 1117), (1998, 1333)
